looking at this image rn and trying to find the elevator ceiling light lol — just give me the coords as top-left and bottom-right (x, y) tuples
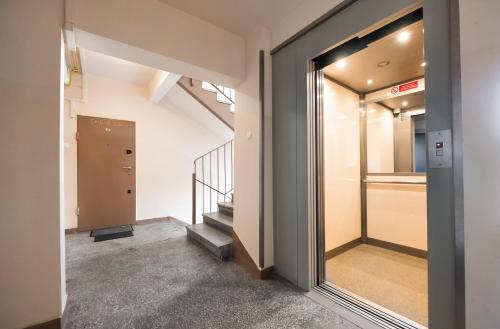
(397, 31), (411, 43)
(421, 62), (427, 67)
(402, 101), (409, 107)
(367, 79), (373, 85)
(335, 59), (347, 69)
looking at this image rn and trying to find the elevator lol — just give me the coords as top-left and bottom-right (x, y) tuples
(272, 1), (463, 328)
(314, 9), (429, 328)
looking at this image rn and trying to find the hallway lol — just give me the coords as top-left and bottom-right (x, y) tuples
(65, 220), (358, 329)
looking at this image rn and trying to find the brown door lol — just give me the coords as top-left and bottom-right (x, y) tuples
(77, 115), (136, 231)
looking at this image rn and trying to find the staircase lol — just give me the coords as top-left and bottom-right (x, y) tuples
(187, 138), (234, 260)
(177, 77), (235, 130)
(180, 76), (235, 260)
(186, 201), (234, 260)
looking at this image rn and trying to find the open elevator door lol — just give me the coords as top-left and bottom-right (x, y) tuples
(312, 8), (429, 329)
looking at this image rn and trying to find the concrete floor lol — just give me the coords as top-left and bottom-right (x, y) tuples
(326, 244), (428, 326)
(65, 219), (359, 329)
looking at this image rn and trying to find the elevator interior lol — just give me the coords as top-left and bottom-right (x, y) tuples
(319, 14), (428, 328)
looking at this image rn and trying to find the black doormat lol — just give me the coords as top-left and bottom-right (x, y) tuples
(90, 225), (134, 242)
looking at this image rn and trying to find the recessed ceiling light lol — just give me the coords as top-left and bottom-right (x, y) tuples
(367, 79), (373, 85)
(377, 60), (390, 67)
(397, 31), (411, 43)
(335, 59), (347, 69)
(402, 101), (409, 107)
(421, 62), (427, 67)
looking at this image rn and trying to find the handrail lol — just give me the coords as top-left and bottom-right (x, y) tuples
(194, 178), (233, 196)
(363, 180), (426, 185)
(194, 140), (233, 163)
(210, 83), (235, 105)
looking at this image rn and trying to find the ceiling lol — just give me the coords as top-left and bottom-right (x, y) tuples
(324, 21), (425, 93)
(379, 90), (425, 110)
(157, 0), (305, 36)
(82, 49), (157, 86)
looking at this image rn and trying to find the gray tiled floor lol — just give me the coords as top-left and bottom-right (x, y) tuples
(65, 219), (359, 329)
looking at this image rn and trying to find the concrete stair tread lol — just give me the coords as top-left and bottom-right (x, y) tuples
(217, 202), (234, 216)
(187, 223), (232, 245)
(186, 223), (233, 259)
(217, 202), (233, 209)
(203, 211), (233, 233)
(204, 211), (232, 222)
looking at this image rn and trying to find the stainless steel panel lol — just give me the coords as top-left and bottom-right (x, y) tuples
(428, 129), (452, 168)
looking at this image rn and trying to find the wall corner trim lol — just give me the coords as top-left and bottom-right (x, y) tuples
(232, 232), (274, 279)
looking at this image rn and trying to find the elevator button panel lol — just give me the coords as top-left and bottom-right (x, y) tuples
(428, 129), (452, 168)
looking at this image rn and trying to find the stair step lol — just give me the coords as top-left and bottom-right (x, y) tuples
(217, 202), (233, 215)
(203, 211), (233, 233)
(186, 223), (232, 260)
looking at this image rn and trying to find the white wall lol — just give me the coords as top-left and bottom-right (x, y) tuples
(64, 74), (231, 229)
(366, 103), (395, 173)
(323, 79), (361, 251)
(0, 1), (65, 328)
(459, 0), (500, 327)
(234, 27), (274, 269)
(271, 0), (344, 48)
(65, 0), (245, 86)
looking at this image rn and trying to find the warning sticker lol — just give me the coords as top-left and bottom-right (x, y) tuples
(399, 81), (418, 92)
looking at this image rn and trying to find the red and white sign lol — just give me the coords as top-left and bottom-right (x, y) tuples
(365, 78), (425, 104)
(398, 80), (419, 93)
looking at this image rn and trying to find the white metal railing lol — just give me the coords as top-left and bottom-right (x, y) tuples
(192, 140), (234, 224)
(201, 81), (235, 112)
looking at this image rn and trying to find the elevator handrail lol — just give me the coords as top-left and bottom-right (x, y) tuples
(363, 179), (426, 185)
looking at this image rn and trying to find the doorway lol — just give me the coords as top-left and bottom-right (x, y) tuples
(314, 8), (428, 328)
(77, 115), (136, 231)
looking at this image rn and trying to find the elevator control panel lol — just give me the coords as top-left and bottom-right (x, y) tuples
(428, 129), (452, 168)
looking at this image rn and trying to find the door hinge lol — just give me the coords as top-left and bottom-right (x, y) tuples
(76, 207), (80, 216)
(76, 131), (80, 140)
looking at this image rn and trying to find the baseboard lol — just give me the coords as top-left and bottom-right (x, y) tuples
(232, 232), (274, 279)
(65, 216), (187, 235)
(24, 318), (61, 329)
(25, 287), (67, 328)
(325, 238), (363, 260)
(325, 237), (427, 259)
(136, 216), (187, 226)
(64, 228), (78, 235)
(366, 237), (427, 259)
